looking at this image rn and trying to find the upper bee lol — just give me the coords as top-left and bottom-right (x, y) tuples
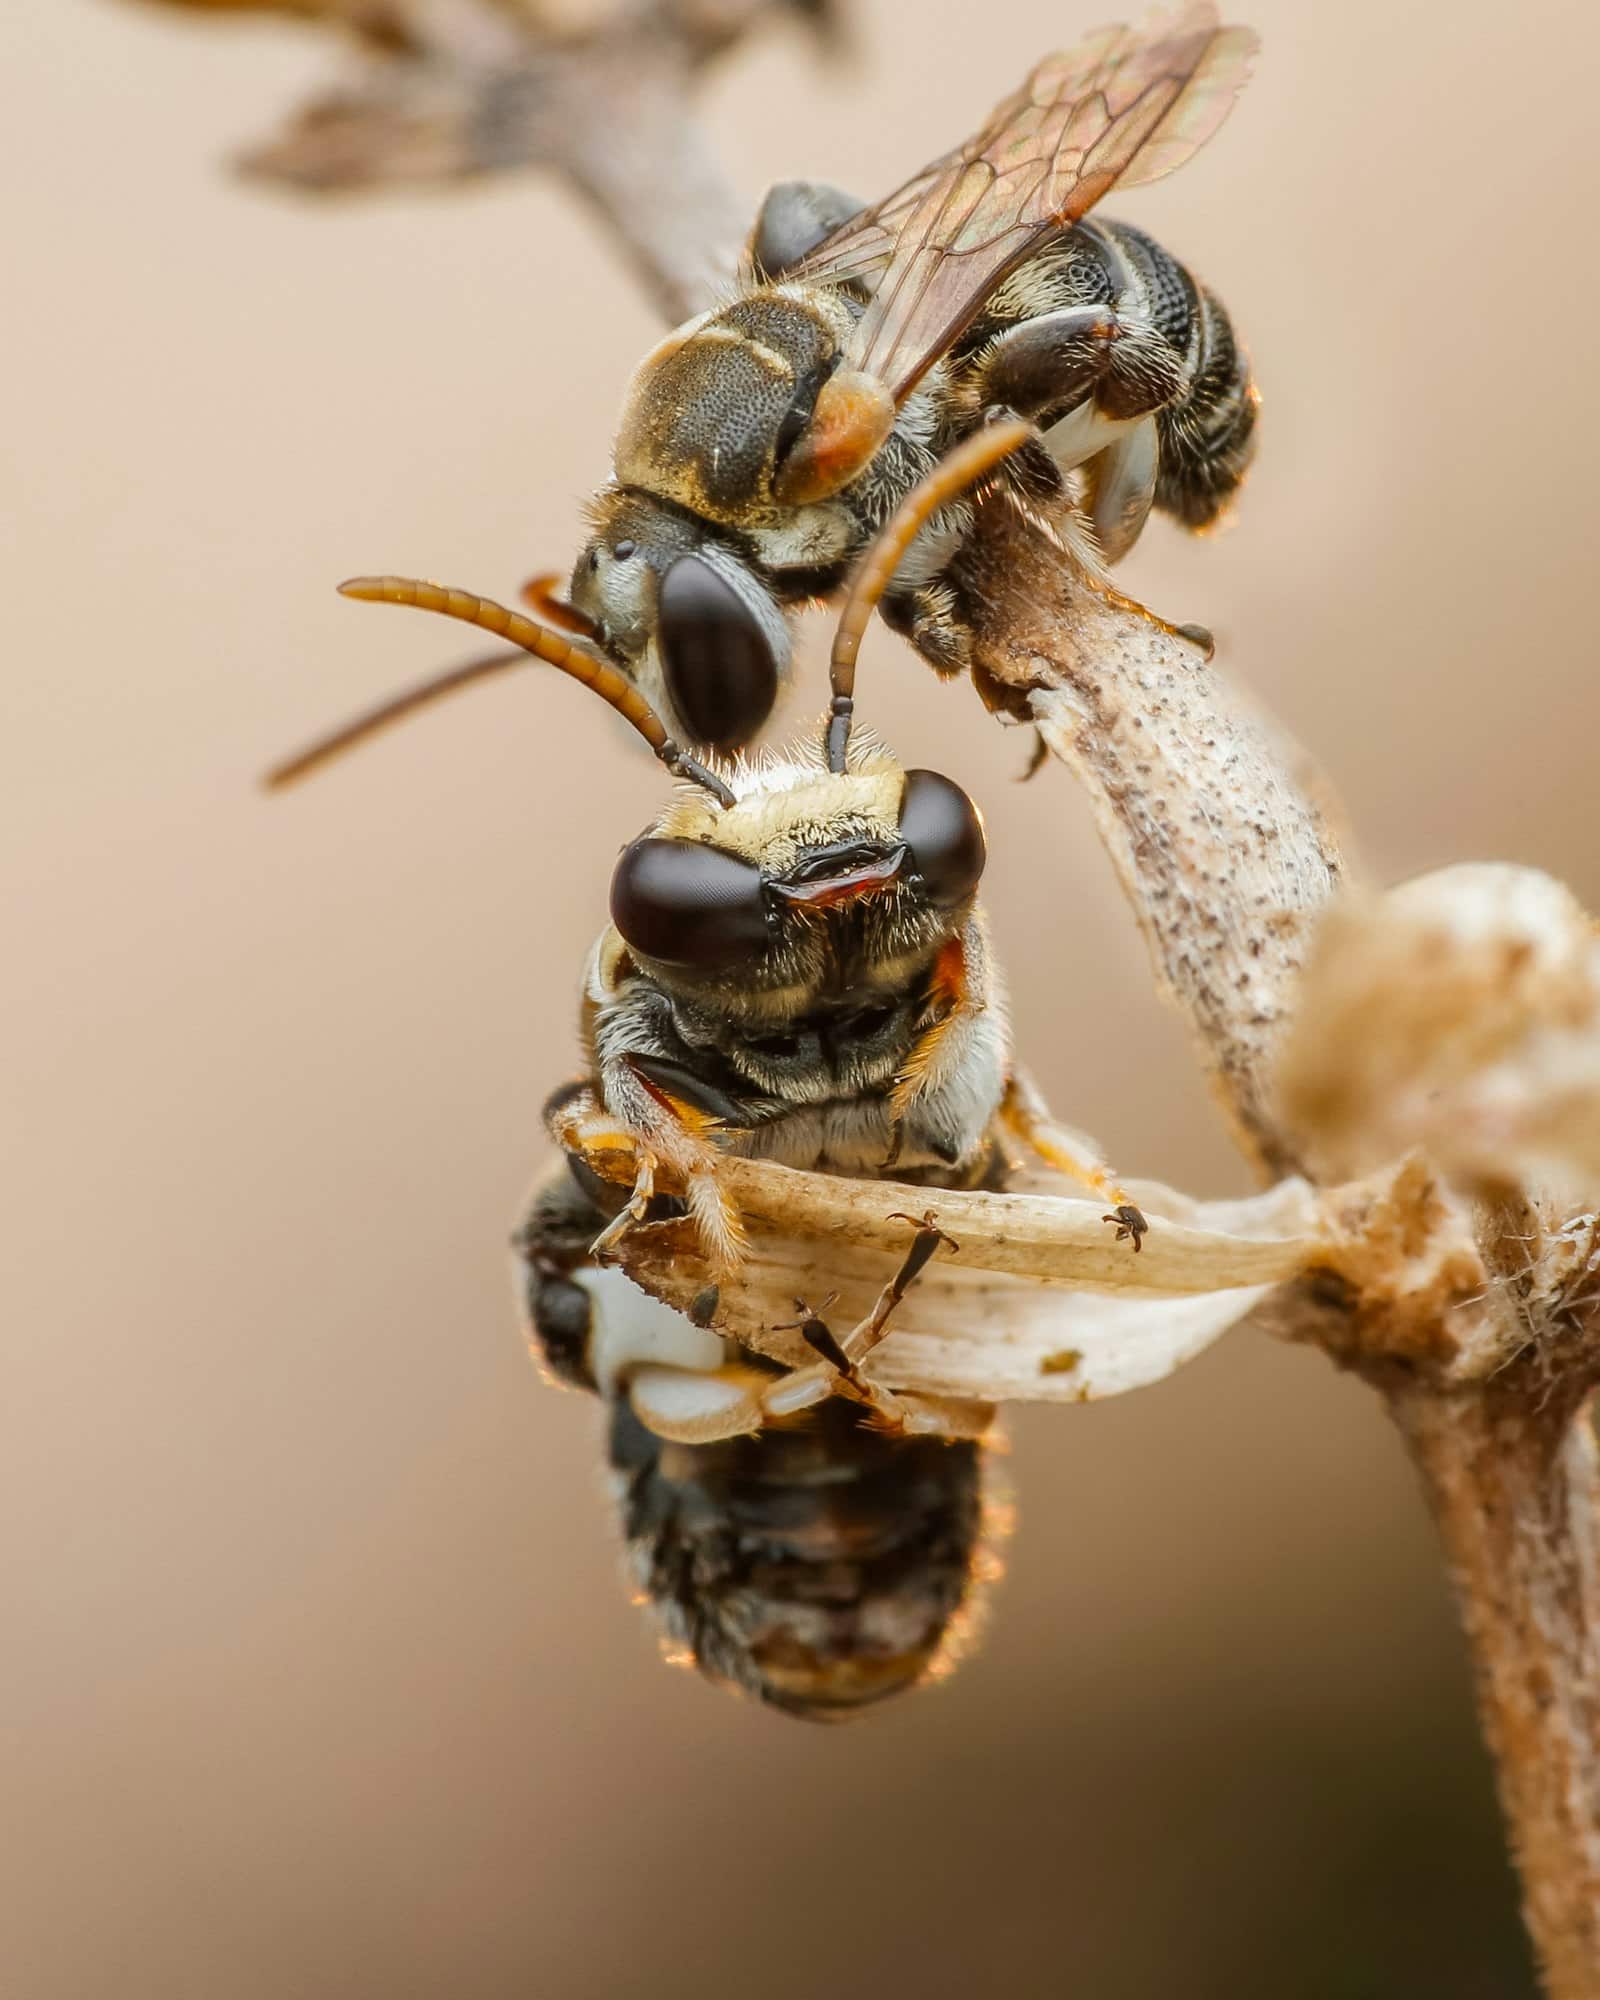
(292, 10), (1258, 766)
(555, 5), (1258, 756)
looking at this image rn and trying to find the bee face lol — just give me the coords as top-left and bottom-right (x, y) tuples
(607, 751), (988, 1001)
(570, 490), (787, 754)
(613, 288), (849, 525)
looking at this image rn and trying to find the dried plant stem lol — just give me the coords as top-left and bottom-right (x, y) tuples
(1393, 1379), (1600, 1995)
(958, 498), (1344, 1178)
(217, 0), (827, 321)
(961, 494), (1600, 1990)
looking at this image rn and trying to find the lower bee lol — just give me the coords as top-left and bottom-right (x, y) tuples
(270, 421), (1147, 1713)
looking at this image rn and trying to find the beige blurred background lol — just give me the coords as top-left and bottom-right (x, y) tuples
(6, 1), (1597, 1993)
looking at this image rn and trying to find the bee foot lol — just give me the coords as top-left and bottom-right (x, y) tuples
(1174, 621), (1215, 659)
(1103, 1203), (1149, 1252)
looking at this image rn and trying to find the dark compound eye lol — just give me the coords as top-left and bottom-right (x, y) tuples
(657, 555), (778, 755)
(609, 837), (769, 970)
(899, 769), (987, 908)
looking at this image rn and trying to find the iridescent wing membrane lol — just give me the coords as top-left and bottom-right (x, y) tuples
(790, 2), (1258, 402)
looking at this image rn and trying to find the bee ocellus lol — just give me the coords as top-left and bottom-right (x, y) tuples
(544, 1), (1260, 753)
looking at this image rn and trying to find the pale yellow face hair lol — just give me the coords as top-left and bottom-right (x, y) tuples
(655, 740), (906, 876)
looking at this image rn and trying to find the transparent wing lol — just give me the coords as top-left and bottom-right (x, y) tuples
(790, 3), (1258, 401)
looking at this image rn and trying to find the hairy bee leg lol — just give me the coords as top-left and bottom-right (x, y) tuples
(972, 306), (1126, 418)
(886, 924), (1009, 1174)
(587, 1151), (657, 1263)
(999, 1074), (1149, 1251)
(972, 308), (1186, 440)
(552, 1080), (746, 1276)
(880, 579), (971, 678)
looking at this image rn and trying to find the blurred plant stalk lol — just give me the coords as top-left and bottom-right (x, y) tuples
(132, 0), (1600, 1988)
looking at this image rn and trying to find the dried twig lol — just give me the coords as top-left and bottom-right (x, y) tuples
(134, 1), (1600, 1985)
(138, 0), (834, 321)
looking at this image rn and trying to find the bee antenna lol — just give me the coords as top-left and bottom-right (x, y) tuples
(826, 416), (1034, 774)
(264, 577), (736, 808)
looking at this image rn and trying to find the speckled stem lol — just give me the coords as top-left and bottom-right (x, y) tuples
(959, 495), (1343, 1177)
(957, 496), (1600, 1990)
(1392, 1376), (1600, 1999)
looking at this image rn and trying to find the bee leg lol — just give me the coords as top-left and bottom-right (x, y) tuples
(778, 1214), (959, 1434)
(1016, 729), (1050, 782)
(747, 178), (865, 280)
(787, 1305), (913, 1431)
(626, 1361), (794, 1444)
(880, 579), (971, 678)
(887, 927), (1008, 1173)
(976, 310), (1186, 442)
(972, 306), (1126, 420)
(553, 1069), (746, 1275)
(998, 1073), (1149, 1252)
(846, 1212), (959, 1365)
(587, 1151), (659, 1263)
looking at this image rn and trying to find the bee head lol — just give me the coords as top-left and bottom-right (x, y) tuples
(612, 287), (892, 524)
(570, 489), (785, 755)
(606, 744), (986, 996)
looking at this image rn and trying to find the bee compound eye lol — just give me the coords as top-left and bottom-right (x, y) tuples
(609, 838), (770, 970)
(899, 769), (987, 908)
(656, 555), (779, 755)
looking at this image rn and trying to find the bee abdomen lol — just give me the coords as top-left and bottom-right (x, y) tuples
(1098, 219), (1258, 532)
(1153, 283), (1257, 530)
(1093, 218), (1198, 357)
(609, 1397), (985, 1719)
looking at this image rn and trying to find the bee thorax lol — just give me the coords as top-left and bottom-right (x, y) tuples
(614, 289), (842, 524)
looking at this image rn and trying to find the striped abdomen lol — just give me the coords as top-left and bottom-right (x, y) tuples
(1092, 217), (1259, 530)
(608, 1393), (990, 1720)
(518, 1154), (997, 1720)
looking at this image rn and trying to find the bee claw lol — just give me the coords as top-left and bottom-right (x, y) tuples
(1103, 1203), (1149, 1252)
(1016, 729), (1050, 783)
(1174, 621), (1215, 660)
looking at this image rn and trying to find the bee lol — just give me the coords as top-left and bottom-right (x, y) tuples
(535, 1), (1259, 754)
(270, 423), (1148, 1714)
